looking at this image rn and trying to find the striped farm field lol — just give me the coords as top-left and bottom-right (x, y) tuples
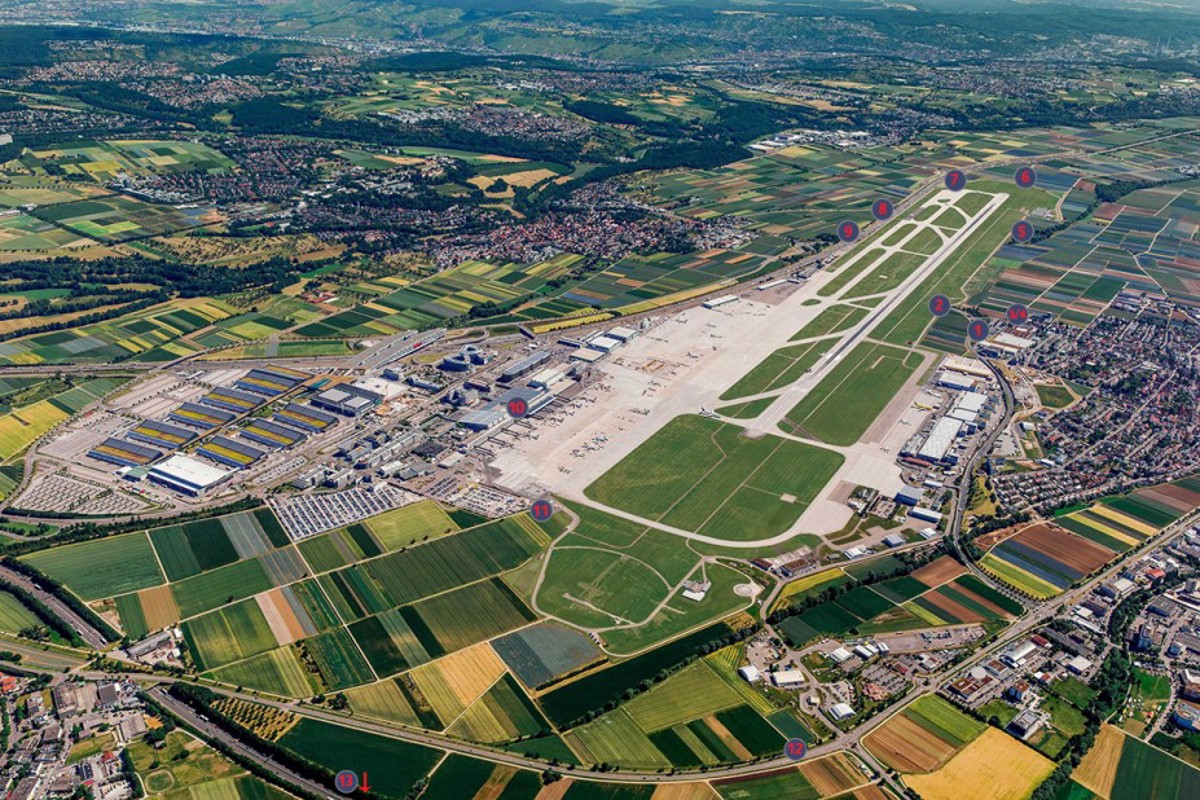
(1073, 724), (1200, 799)
(23, 532), (164, 601)
(0, 399), (70, 459)
(904, 727), (1055, 800)
(446, 674), (550, 743)
(568, 708), (672, 769)
(623, 661), (744, 732)
(115, 584), (180, 639)
(0, 592), (41, 633)
(409, 643), (508, 727)
(172, 557), (275, 618)
(865, 695), (984, 774)
(182, 598), (278, 671)
(984, 523), (1116, 597)
(344, 680), (421, 727)
(209, 646), (317, 698)
(980, 553), (1061, 599)
(303, 629), (375, 690)
(406, 578), (537, 656)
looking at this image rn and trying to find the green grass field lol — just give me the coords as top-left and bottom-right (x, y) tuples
(790, 304), (870, 341)
(585, 415), (843, 540)
(719, 339), (833, 401)
(23, 533), (164, 601)
(362, 500), (460, 552)
(182, 598), (277, 671)
(623, 661), (744, 731)
(278, 718), (442, 800)
(0, 591), (41, 633)
(209, 647), (316, 697)
(780, 342), (923, 445)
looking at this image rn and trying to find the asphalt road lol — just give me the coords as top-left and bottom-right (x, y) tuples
(0, 563), (109, 649)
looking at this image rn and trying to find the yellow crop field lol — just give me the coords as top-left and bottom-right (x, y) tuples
(410, 643), (507, 724)
(1072, 724), (1124, 797)
(137, 585), (181, 631)
(0, 400), (70, 459)
(344, 681), (420, 726)
(650, 783), (719, 800)
(781, 568), (847, 598)
(904, 728), (1055, 800)
(1088, 505), (1157, 536)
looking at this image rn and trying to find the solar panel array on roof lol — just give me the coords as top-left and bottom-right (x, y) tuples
(88, 437), (163, 467)
(128, 419), (198, 450)
(198, 435), (265, 469)
(241, 419), (306, 449)
(169, 402), (236, 430)
(201, 386), (264, 413)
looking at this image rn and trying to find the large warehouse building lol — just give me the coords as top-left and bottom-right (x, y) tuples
(311, 383), (383, 417)
(148, 455), (234, 496)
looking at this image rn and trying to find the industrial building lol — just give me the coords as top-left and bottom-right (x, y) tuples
(918, 417), (964, 464)
(88, 438), (163, 468)
(241, 419), (306, 449)
(169, 402), (235, 431)
(311, 383), (383, 416)
(147, 454), (233, 496)
(460, 386), (553, 431)
(201, 386), (264, 414)
(499, 351), (551, 383)
(703, 295), (738, 309)
(128, 420), (198, 451)
(274, 403), (338, 432)
(235, 365), (310, 396)
(198, 436), (266, 469)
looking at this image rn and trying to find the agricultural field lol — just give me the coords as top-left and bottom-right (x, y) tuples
(209, 646), (317, 698)
(293, 255), (581, 336)
(646, 142), (929, 242)
(585, 415), (844, 540)
(361, 499), (460, 552)
(536, 622), (734, 729)
(981, 522), (1119, 598)
(127, 729), (288, 800)
(0, 375), (125, 459)
(21, 139), (234, 182)
(277, 718), (442, 800)
(864, 695), (986, 774)
(712, 753), (869, 799)
(33, 195), (223, 242)
(774, 560), (1012, 647)
(779, 342), (924, 446)
(973, 178), (1200, 317)
(0, 591), (42, 634)
(492, 621), (604, 689)
(1073, 724), (1200, 800)
(418, 755), (544, 800)
(903, 727), (1055, 800)
(0, 297), (235, 366)
(446, 674), (551, 743)
(180, 597), (278, 670)
(23, 532), (164, 601)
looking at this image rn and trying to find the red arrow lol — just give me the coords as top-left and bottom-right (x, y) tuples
(360, 772), (371, 793)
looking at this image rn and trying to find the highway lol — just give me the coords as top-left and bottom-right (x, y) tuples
(0, 563), (110, 649)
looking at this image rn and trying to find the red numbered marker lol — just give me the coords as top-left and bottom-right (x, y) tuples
(531, 499), (554, 522)
(507, 397), (528, 419)
(872, 199), (894, 221)
(945, 170), (967, 191)
(929, 294), (952, 318)
(785, 739), (808, 761)
(1011, 220), (1034, 243)
(838, 220), (860, 243)
(1007, 304), (1029, 324)
(1015, 166), (1037, 188)
(969, 319), (990, 341)
(335, 771), (359, 795)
